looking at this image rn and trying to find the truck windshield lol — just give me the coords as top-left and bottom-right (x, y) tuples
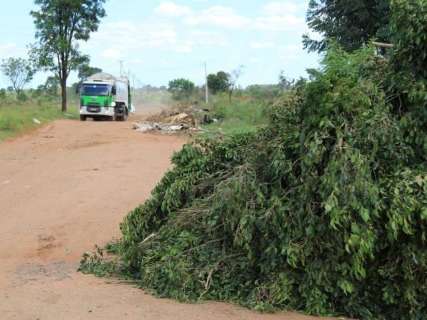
(81, 84), (111, 96)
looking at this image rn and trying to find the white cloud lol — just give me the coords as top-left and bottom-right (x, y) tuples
(254, 14), (305, 31)
(174, 41), (193, 53)
(190, 31), (229, 47)
(184, 6), (250, 29)
(86, 19), (232, 63)
(154, 2), (304, 32)
(155, 2), (192, 17)
(91, 21), (178, 55)
(101, 48), (123, 60)
(250, 41), (276, 49)
(262, 1), (300, 15)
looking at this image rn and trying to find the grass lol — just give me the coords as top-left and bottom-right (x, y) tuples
(202, 95), (269, 136)
(0, 102), (78, 141)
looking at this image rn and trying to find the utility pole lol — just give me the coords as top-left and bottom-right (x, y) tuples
(204, 62), (209, 105)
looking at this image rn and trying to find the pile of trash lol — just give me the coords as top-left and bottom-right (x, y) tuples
(132, 112), (198, 133)
(133, 105), (217, 134)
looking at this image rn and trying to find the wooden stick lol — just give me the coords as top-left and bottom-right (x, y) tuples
(372, 41), (394, 48)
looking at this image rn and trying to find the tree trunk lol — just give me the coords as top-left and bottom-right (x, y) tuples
(60, 78), (67, 112)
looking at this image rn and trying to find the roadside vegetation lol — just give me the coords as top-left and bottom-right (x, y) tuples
(0, 92), (78, 141)
(0, 105), (71, 141)
(81, 1), (427, 319)
(202, 76), (302, 136)
(202, 94), (269, 136)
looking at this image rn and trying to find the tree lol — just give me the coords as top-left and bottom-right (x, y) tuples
(30, 0), (106, 112)
(390, 0), (427, 80)
(304, 0), (390, 52)
(207, 71), (230, 94)
(278, 71), (294, 91)
(78, 64), (102, 81)
(0, 57), (35, 94)
(168, 78), (195, 101)
(227, 65), (244, 102)
(387, 0), (427, 161)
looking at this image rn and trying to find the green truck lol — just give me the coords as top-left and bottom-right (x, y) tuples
(79, 73), (133, 121)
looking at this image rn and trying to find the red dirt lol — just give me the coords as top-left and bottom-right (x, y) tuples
(0, 119), (337, 320)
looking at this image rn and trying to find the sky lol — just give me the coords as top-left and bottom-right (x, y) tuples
(0, 0), (320, 88)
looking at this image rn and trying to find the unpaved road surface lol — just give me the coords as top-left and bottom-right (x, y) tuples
(0, 119), (333, 320)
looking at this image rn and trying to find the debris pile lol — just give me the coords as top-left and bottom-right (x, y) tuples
(133, 106), (216, 134)
(132, 120), (193, 134)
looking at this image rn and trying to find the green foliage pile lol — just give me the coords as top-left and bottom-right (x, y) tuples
(81, 44), (427, 319)
(81, 2), (427, 318)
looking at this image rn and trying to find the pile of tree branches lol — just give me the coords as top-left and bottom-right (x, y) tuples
(81, 2), (427, 319)
(81, 45), (426, 319)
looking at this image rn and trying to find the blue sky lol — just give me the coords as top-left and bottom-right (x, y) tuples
(0, 0), (320, 88)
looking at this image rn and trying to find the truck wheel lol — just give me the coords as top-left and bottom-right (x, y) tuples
(117, 114), (128, 122)
(115, 112), (127, 121)
(80, 115), (87, 121)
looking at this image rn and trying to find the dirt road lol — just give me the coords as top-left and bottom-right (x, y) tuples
(0, 119), (332, 320)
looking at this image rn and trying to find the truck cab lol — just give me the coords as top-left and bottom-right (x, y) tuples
(79, 73), (131, 121)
